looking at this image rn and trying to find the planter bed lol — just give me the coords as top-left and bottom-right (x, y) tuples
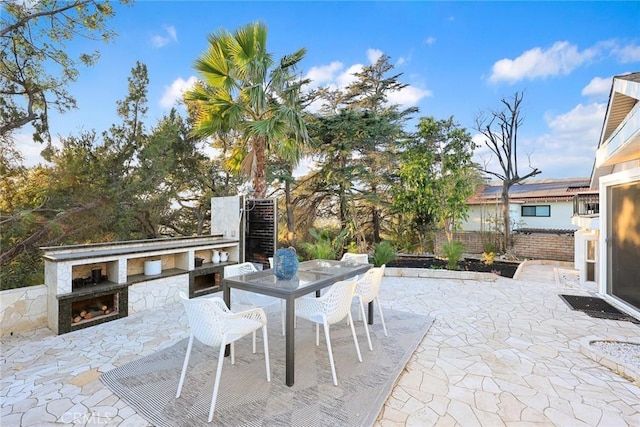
(387, 255), (519, 278)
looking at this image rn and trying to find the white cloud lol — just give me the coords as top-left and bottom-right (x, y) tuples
(387, 86), (431, 108)
(490, 41), (597, 84)
(367, 48), (383, 64)
(423, 37), (436, 46)
(544, 102), (605, 141)
(304, 61), (343, 89)
(396, 50), (413, 67)
(336, 64), (363, 88)
(613, 42), (640, 63)
(151, 25), (178, 48)
(581, 76), (612, 97)
(473, 102), (606, 179)
(15, 133), (61, 167)
(159, 76), (198, 108)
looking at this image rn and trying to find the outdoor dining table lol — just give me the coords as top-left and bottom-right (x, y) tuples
(221, 259), (372, 386)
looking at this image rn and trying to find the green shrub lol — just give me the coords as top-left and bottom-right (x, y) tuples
(300, 228), (348, 260)
(441, 241), (464, 270)
(372, 241), (397, 267)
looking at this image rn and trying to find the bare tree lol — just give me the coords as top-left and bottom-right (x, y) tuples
(475, 91), (541, 252)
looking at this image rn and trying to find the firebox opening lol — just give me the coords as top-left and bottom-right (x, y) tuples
(193, 273), (220, 293)
(71, 294), (118, 325)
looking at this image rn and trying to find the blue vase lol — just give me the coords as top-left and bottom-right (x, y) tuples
(274, 248), (299, 280)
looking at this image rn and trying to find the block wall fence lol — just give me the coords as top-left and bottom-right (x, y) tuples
(434, 231), (575, 262)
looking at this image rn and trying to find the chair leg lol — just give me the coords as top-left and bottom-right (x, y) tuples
(176, 335), (194, 398)
(208, 343), (226, 422)
(231, 342), (235, 364)
(347, 311), (362, 362)
(262, 325), (271, 382)
(359, 300), (373, 351)
(252, 330), (256, 354)
(323, 322), (338, 386)
(316, 323), (320, 346)
(375, 296), (388, 336)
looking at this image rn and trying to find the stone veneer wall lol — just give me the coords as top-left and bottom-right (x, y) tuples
(435, 231), (574, 262)
(1, 285), (48, 335)
(128, 276), (186, 314)
(2, 274), (190, 336)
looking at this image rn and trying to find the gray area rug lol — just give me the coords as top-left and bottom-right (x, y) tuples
(101, 309), (434, 426)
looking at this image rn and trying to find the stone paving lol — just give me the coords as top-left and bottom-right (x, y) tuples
(1, 264), (639, 426)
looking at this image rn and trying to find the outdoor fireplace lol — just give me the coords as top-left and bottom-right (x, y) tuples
(42, 230), (242, 334)
(57, 283), (128, 334)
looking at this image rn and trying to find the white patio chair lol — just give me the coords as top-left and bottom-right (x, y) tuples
(295, 280), (362, 386)
(353, 265), (388, 351)
(176, 292), (270, 422)
(340, 252), (370, 264)
(340, 252), (370, 284)
(224, 262), (285, 339)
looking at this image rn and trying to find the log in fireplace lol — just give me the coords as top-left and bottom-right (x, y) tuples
(57, 283), (128, 334)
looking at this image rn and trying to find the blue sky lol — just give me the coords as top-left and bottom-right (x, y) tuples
(18, 1), (640, 180)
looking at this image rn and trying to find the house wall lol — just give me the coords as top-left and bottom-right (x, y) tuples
(462, 201), (578, 232)
(517, 201), (577, 230)
(435, 231), (574, 261)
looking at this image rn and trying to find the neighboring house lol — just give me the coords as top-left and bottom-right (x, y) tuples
(462, 178), (591, 233)
(572, 72), (640, 318)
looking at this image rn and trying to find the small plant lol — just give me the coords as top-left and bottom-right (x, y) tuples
(482, 251), (495, 265)
(301, 228), (348, 260)
(372, 241), (397, 267)
(440, 241), (464, 270)
(491, 269), (502, 276)
(483, 242), (498, 255)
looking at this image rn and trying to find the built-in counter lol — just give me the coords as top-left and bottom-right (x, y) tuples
(42, 235), (240, 334)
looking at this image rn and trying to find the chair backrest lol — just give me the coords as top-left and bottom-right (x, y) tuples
(341, 253), (369, 264)
(355, 265), (385, 303)
(224, 262), (258, 278)
(322, 280), (357, 324)
(179, 292), (228, 347)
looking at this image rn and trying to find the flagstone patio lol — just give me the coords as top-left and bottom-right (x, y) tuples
(1, 263), (639, 426)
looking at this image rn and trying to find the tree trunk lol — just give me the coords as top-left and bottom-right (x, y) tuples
(501, 186), (510, 252)
(285, 179), (296, 245)
(371, 185), (381, 243)
(252, 137), (267, 198)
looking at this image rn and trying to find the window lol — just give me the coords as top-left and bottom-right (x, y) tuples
(521, 205), (550, 217)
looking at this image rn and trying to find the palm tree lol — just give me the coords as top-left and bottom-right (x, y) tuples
(185, 22), (310, 198)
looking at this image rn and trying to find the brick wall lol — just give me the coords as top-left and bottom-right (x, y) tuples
(435, 231), (574, 262)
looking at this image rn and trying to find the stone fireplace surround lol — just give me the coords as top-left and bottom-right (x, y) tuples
(43, 235), (240, 334)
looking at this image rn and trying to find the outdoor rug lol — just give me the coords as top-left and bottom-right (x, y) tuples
(101, 309), (434, 427)
(560, 294), (640, 324)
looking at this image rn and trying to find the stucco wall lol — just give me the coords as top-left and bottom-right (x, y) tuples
(461, 201), (578, 232)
